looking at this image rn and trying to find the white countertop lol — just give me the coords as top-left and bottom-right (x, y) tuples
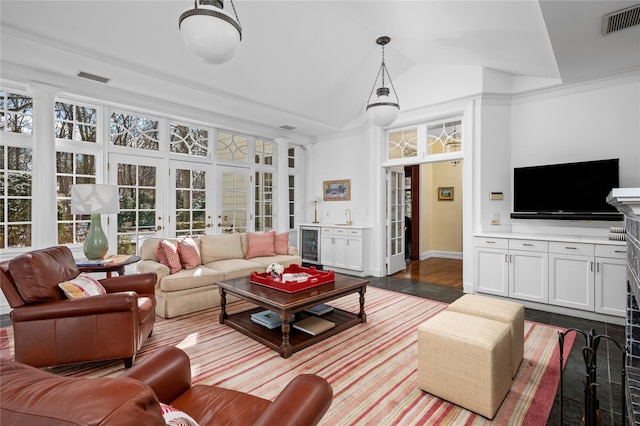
(474, 232), (626, 246)
(299, 223), (372, 229)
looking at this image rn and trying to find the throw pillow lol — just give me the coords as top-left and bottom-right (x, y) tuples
(160, 403), (200, 426)
(178, 237), (200, 269)
(156, 240), (182, 274)
(274, 232), (289, 255)
(58, 273), (107, 299)
(245, 231), (276, 259)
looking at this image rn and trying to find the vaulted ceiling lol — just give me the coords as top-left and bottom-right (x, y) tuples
(1, 1), (638, 138)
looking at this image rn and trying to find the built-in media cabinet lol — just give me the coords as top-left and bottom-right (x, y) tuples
(299, 224), (370, 277)
(474, 233), (626, 323)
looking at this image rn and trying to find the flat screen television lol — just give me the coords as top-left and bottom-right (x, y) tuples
(511, 158), (622, 220)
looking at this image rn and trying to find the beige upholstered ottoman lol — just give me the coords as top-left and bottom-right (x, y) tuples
(447, 294), (524, 377)
(417, 311), (512, 419)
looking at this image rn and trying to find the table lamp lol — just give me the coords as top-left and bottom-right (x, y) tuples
(71, 184), (120, 259)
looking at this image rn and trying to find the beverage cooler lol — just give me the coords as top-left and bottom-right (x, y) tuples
(300, 225), (321, 265)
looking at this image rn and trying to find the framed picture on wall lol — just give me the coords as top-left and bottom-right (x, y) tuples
(323, 179), (351, 201)
(438, 187), (454, 201)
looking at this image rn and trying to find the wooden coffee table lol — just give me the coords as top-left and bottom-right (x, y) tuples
(217, 274), (367, 358)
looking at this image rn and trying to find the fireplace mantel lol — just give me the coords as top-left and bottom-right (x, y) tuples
(607, 188), (640, 218)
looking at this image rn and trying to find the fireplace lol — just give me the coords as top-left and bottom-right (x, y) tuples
(607, 188), (640, 424)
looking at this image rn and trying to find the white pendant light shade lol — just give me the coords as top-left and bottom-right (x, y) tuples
(365, 36), (400, 128)
(179, 1), (242, 65)
(366, 89), (400, 127)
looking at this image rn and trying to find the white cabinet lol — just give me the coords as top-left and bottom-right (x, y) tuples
(548, 242), (627, 317)
(508, 239), (549, 303)
(474, 237), (509, 296)
(594, 245), (627, 316)
(474, 237), (548, 303)
(549, 242), (595, 311)
(474, 234), (625, 319)
(321, 227), (365, 272)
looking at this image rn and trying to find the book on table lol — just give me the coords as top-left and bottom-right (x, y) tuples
(251, 310), (294, 329)
(75, 258), (114, 267)
(304, 304), (334, 316)
(292, 316), (335, 336)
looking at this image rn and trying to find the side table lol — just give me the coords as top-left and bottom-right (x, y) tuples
(77, 255), (141, 278)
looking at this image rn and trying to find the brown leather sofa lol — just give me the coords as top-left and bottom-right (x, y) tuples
(0, 346), (333, 425)
(0, 246), (156, 368)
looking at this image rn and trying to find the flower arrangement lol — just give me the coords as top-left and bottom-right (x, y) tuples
(267, 263), (284, 275)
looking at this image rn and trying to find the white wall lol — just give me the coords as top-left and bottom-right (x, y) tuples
(509, 74), (640, 235)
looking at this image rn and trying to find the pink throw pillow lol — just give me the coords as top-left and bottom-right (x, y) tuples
(246, 231), (276, 259)
(178, 237), (200, 270)
(156, 240), (182, 274)
(274, 232), (289, 255)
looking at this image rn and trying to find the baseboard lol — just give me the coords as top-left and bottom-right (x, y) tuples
(420, 250), (463, 261)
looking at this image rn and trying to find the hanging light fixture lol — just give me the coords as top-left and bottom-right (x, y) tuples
(178, 0), (242, 65)
(366, 36), (400, 127)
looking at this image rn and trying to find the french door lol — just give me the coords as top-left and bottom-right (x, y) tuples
(169, 160), (214, 236)
(108, 154), (164, 254)
(216, 165), (251, 234)
(387, 167), (406, 275)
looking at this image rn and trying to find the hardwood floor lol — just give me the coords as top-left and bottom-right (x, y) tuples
(391, 258), (462, 289)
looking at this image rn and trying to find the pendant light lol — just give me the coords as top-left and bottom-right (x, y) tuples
(366, 36), (400, 127)
(179, 0), (242, 65)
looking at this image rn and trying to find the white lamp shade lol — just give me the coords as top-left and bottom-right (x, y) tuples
(71, 184), (120, 215)
(179, 6), (241, 65)
(366, 94), (400, 127)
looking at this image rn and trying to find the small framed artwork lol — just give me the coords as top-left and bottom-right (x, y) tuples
(438, 187), (454, 201)
(323, 179), (351, 201)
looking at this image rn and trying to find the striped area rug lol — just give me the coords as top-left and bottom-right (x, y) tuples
(0, 287), (574, 425)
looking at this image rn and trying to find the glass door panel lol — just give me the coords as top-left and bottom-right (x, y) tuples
(170, 160), (213, 236)
(216, 166), (250, 234)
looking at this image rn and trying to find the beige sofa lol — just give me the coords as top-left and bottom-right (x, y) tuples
(138, 233), (301, 318)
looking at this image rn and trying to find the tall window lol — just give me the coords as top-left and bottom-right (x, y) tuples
(170, 122), (209, 157)
(254, 171), (273, 231)
(288, 147), (297, 230)
(0, 145), (33, 248)
(56, 152), (96, 244)
(0, 91), (33, 134)
(110, 111), (160, 150)
(55, 101), (97, 142)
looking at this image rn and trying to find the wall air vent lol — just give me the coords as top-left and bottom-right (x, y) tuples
(602, 4), (640, 35)
(76, 71), (111, 84)
(279, 125), (296, 131)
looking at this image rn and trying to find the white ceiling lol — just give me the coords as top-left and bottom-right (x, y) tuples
(1, 1), (639, 138)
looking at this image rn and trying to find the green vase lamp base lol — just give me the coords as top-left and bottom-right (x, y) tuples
(84, 214), (109, 260)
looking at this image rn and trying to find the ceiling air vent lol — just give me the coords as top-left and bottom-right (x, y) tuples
(602, 4), (640, 35)
(279, 125), (296, 131)
(76, 71), (111, 84)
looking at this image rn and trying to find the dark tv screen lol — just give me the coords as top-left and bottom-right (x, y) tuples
(513, 159), (619, 214)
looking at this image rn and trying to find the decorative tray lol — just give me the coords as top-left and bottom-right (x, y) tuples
(250, 264), (335, 293)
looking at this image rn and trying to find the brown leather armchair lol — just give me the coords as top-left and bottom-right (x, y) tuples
(0, 346), (333, 425)
(0, 246), (156, 368)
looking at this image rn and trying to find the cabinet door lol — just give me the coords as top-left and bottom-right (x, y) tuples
(321, 234), (334, 266)
(332, 235), (347, 269)
(549, 253), (594, 311)
(345, 237), (363, 271)
(509, 250), (549, 303)
(474, 247), (509, 296)
(595, 257), (626, 316)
